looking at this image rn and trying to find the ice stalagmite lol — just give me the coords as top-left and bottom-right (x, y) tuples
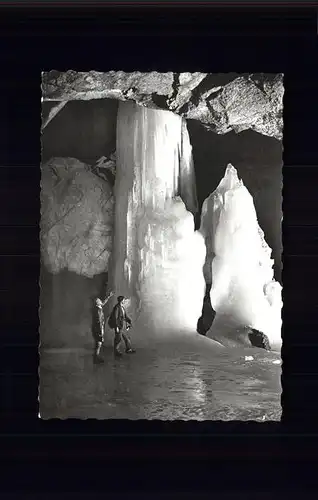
(200, 164), (282, 350)
(107, 101), (205, 342)
(179, 119), (199, 216)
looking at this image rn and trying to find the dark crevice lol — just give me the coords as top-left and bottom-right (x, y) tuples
(188, 75), (210, 108)
(194, 213), (201, 230)
(169, 72), (180, 105)
(92, 168), (116, 187)
(151, 92), (170, 110)
(248, 328), (271, 351)
(177, 100), (191, 116)
(122, 86), (138, 99)
(205, 98), (227, 124)
(207, 87), (224, 101)
(178, 73), (240, 116)
(196, 283), (216, 336)
(191, 72), (241, 107)
(177, 143), (181, 198)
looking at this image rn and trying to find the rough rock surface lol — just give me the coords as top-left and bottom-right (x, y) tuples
(92, 153), (116, 186)
(42, 71), (283, 140)
(41, 157), (114, 277)
(247, 327), (271, 351)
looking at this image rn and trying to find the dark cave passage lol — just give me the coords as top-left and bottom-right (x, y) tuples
(40, 267), (109, 348)
(41, 99), (118, 165)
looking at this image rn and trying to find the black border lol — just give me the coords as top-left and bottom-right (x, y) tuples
(1, 3), (318, 494)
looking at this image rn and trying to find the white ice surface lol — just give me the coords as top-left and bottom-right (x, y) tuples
(109, 101), (206, 341)
(200, 164), (282, 349)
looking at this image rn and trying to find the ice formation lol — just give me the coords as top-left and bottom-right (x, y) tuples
(200, 164), (282, 349)
(107, 101), (206, 341)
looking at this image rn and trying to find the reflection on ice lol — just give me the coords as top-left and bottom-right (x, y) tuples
(184, 366), (207, 404)
(40, 336), (282, 420)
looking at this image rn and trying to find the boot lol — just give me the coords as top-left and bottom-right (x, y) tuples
(125, 348), (136, 354)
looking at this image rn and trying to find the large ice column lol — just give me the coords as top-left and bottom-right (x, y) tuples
(107, 101), (205, 340)
(200, 164), (282, 349)
(137, 197), (206, 336)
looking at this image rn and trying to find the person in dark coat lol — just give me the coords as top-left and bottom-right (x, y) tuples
(110, 295), (136, 357)
(92, 291), (114, 364)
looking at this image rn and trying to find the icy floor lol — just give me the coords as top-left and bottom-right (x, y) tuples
(39, 336), (281, 421)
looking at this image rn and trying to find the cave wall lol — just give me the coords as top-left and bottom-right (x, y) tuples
(41, 100), (118, 347)
(40, 268), (109, 348)
(187, 121), (282, 282)
(41, 99), (118, 164)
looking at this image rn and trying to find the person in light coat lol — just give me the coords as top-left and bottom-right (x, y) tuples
(92, 291), (114, 364)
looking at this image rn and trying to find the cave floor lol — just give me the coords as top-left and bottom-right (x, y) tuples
(39, 337), (281, 420)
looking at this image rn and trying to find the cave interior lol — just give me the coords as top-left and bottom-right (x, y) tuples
(40, 97), (282, 348)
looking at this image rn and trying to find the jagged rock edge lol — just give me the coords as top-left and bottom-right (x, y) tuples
(42, 71), (283, 140)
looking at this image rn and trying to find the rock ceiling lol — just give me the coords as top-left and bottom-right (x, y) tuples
(42, 71), (283, 140)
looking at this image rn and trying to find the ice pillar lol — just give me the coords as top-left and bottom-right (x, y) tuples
(200, 164), (282, 349)
(108, 101), (205, 341)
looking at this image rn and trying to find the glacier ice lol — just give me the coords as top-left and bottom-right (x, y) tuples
(107, 101), (205, 341)
(136, 197), (206, 336)
(200, 163), (282, 349)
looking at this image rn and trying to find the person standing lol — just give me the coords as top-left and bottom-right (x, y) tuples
(109, 296), (136, 357)
(93, 290), (114, 364)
